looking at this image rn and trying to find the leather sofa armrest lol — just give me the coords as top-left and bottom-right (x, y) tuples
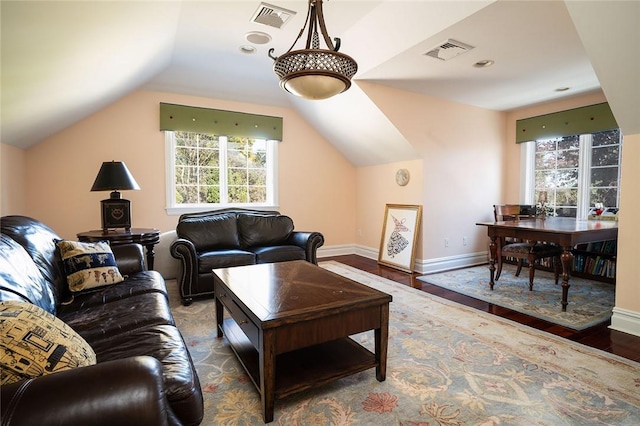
(170, 238), (198, 302)
(287, 231), (325, 264)
(0, 356), (173, 426)
(112, 243), (146, 275)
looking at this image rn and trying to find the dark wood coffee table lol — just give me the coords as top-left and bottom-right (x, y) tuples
(212, 260), (392, 423)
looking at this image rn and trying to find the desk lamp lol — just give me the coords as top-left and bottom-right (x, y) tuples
(90, 161), (140, 232)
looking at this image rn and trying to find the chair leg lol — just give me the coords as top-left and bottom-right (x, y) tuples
(553, 256), (560, 285)
(515, 259), (523, 277)
(496, 256), (504, 280)
(528, 260), (535, 291)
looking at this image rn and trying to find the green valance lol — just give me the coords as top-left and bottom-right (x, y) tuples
(516, 102), (618, 143)
(159, 103), (283, 141)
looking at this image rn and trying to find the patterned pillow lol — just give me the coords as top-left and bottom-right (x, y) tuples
(0, 301), (97, 385)
(56, 240), (124, 292)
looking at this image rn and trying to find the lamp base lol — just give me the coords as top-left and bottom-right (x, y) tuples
(100, 198), (132, 231)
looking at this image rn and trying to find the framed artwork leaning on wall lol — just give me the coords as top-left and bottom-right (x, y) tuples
(378, 204), (422, 273)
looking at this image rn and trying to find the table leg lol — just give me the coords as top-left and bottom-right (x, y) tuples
(144, 243), (156, 270)
(215, 297), (224, 338)
(488, 236), (497, 290)
(559, 246), (574, 312)
(375, 303), (390, 381)
(260, 329), (276, 423)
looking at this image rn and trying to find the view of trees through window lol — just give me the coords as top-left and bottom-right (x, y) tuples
(534, 129), (621, 218)
(173, 131), (268, 205)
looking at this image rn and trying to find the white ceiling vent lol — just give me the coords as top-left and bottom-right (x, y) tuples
(251, 2), (296, 29)
(424, 39), (475, 61)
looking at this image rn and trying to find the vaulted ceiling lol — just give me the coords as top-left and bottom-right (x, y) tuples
(2, 1), (638, 166)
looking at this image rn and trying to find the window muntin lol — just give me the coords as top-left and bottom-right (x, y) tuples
(529, 129), (621, 218)
(166, 131), (276, 212)
(589, 130), (621, 209)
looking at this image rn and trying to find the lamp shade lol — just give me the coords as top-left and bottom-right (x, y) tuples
(90, 161), (140, 192)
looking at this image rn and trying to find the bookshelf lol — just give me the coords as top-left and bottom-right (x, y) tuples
(572, 240), (616, 283)
(503, 239), (617, 284)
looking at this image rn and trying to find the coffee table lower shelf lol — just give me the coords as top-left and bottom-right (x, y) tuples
(221, 318), (378, 400)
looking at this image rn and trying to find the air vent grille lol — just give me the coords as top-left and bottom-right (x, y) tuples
(251, 2), (296, 29)
(424, 39), (474, 61)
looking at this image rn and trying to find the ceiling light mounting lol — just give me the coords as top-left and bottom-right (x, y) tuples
(268, 0), (357, 100)
(245, 31), (272, 45)
(473, 59), (495, 68)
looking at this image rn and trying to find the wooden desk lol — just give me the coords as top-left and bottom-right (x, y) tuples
(476, 217), (618, 311)
(77, 228), (160, 270)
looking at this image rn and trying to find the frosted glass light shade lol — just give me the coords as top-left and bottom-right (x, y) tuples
(283, 74), (348, 100)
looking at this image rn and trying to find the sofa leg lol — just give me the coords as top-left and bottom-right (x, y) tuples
(181, 297), (193, 306)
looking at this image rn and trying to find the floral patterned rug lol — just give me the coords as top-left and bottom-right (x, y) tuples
(417, 264), (614, 330)
(168, 261), (640, 425)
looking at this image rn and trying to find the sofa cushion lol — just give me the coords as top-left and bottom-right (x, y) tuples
(253, 245), (306, 263)
(90, 324), (204, 426)
(198, 250), (256, 273)
(56, 240), (124, 292)
(238, 214), (294, 248)
(0, 301), (96, 385)
(177, 213), (240, 251)
(58, 292), (175, 343)
(0, 234), (57, 314)
(56, 271), (168, 314)
(0, 216), (67, 300)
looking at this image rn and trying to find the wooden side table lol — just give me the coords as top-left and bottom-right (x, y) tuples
(77, 228), (161, 270)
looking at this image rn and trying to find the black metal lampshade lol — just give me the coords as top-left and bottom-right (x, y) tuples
(91, 161), (140, 231)
(91, 161), (140, 198)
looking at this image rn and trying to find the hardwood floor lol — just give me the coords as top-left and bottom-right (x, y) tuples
(322, 254), (640, 363)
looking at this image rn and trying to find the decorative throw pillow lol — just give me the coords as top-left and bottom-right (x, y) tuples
(56, 240), (124, 292)
(0, 301), (97, 385)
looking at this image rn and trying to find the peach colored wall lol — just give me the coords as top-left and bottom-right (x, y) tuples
(359, 82), (505, 260)
(615, 133), (640, 314)
(1, 143), (27, 215)
(356, 160), (424, 258)
(23, 90), (356, 243)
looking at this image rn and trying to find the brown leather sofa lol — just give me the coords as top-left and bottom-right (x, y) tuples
(0, 216), (203, 426)
(170, 208), (324, 306)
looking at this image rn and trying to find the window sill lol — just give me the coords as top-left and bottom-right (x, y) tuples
(166, 205), (280, 216)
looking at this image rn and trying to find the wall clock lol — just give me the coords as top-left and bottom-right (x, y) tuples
(395, 169), (410, 186)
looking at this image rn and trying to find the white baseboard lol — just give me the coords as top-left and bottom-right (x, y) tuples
(318, 244), (488, 274)
(610, 307), (640, 338)
(317, 244), (356, 258)
(416, 252), (488, 274)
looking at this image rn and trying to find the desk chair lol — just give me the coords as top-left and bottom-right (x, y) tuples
(493, 204), (561, 290)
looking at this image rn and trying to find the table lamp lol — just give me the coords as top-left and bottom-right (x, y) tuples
(90, 161), (140, 232)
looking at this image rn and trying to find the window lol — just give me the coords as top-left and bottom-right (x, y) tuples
(525, 129), (622, 218)
(165, 131), (277, 213)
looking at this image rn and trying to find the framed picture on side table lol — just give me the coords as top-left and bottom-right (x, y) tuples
(378, 204), (422, 273)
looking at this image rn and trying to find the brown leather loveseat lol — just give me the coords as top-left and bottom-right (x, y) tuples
(170, 208), (324, 306)
(0, 216), (203, 426)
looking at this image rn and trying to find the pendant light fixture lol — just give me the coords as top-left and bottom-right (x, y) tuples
(269, 0), (357, 100)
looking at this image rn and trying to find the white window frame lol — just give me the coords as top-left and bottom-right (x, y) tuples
(164, 131), (279, 215)
(520, 131), (621, 219)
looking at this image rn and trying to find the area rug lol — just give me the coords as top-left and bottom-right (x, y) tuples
(417, 264), (614, 330)
(168, 261), (640, 425)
